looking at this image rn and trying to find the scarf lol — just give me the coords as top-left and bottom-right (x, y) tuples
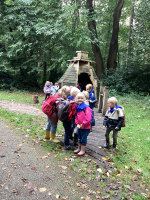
(68, 96), (74, 100)
(108, 105), (123, 113)
(75, 102), (88, 113)
(46, 85), (51, 88)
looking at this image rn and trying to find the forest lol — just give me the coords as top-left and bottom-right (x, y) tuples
(0, 0), (150, 94)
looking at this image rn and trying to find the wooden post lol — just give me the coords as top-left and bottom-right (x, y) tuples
(32, 95), (39, 104)
(102, 86), (109, 115)
(98, 86), (104, 112)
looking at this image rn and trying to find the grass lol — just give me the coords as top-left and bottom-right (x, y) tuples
(108, 94), (150, 185)
(0, 90), (149, 199)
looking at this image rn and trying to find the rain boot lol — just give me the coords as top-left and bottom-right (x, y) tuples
(45, 130), (50, 139)
(74, 143), (81, 154)
(77, 145), (86, 156)
(74, 133), (78, 146)
(50, 132), (59, 143)
(110, 143), (116, 150)
(104, 139), (109, 148)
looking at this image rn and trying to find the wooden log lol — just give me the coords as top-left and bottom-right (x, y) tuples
(102, 86), (109, 116)
(98, 86), (104, 112)
(32, 95), (39, 104)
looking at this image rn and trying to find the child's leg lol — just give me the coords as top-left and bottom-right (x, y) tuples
(74, 129), (81, 153)
(77, 129), (90, 156)
(63, 121), (72, 149)
(45, 117), (51, 139)
(104, 128), (111, 148)
(111, 130), (118, 150)
(49, 120), (59, 143)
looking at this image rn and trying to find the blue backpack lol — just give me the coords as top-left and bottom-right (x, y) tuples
(91, 109), (95, 126)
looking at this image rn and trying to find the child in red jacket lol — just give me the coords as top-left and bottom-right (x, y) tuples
(63, 87), (80, 150)
(74, 93), (92, 156)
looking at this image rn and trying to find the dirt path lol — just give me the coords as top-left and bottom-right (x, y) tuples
(0, 118), (94, 200)
(0, 100), (46, 118)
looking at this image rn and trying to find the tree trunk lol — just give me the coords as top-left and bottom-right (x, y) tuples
(128, 0), (135, 56)
(43, 61), (47, 84)
(107, 0), (124, 70)
(86, 0), (104, 79)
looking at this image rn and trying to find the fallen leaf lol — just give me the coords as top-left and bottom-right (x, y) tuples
(31, 167), (36, 170)
(13, 189), (18, 195)
(124, 165), (128, 169)
(102, 157), (107, 161)
(96, 190), (101, 194)
(137, 168), (141, 173)
(41, 156), (48, 159)
(84, 196), (92, 200)
(97, 168), (102, 173)
(39, 187), (47, 192)
(59, 165), (67, 169)
(55, 194), (60, 198)
(61, 197), (68, 199)
(43, 139), (47, 142)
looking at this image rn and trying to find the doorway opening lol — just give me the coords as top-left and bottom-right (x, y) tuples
(78, 73), (92, 91)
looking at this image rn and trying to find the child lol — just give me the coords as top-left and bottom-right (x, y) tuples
(103, 97), (124, 150)
(74, 93), (92, 156)
(44, 81), (51, 100)
(82, 90), (89, 105)
(51, 82), (59, 96)
(45, 86), (70, 143)
(63, 87), (80, 150)
(86, 84), (97, 109)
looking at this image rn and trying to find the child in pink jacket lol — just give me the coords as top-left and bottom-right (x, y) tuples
(74, 93), (92, 156)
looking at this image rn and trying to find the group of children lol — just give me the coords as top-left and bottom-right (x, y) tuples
(43, 82), (124, 155)
(44, 81), (59, 100)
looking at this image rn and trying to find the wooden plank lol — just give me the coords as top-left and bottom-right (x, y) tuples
(102, 86), (109, 115)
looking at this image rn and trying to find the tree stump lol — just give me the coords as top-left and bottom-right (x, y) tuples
(32, 95), (39, 104)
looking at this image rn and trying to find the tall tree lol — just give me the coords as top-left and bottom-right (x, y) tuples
(86, 0), (104, 79)
(107, 0), (124, 70)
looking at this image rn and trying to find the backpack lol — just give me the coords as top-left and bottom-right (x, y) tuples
(117, 110), (125, 127)
(42, 93), (59, 117)
(57, 99), (76, 122)
(91, 109), (95, 126)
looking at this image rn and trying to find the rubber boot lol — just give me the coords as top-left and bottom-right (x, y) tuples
(50, 132), (59, 143)
(74, 133), (78, 146)
(74, 143), (81, 154)
(104, 140), (109, 148)
(45, 130), (50, 139)
(110, 143), (116, 150)
(77, 145), (86, 156)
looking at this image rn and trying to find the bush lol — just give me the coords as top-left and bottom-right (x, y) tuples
(102, 65), (150, 95)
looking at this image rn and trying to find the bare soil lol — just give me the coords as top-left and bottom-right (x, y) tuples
(0, 100), (46, 118)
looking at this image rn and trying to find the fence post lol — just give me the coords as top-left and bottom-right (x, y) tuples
(98, 86), (104, 112)
(102, 86), (109, 115)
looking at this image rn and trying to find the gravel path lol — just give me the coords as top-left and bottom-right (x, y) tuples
(0, 100), (46, 118)
(0, 118), (91, 200)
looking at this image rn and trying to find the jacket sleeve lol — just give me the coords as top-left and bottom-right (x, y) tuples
(116, 109), (124, 129)
(82, 107), (92, 127)
(103, 111), (108, 126)
(90, 93), (97, 104)
(75, 115), (78, 125)
(68, 103), (76, 120)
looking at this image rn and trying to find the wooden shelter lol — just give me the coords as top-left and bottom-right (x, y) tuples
(57, 51), (101, 100)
